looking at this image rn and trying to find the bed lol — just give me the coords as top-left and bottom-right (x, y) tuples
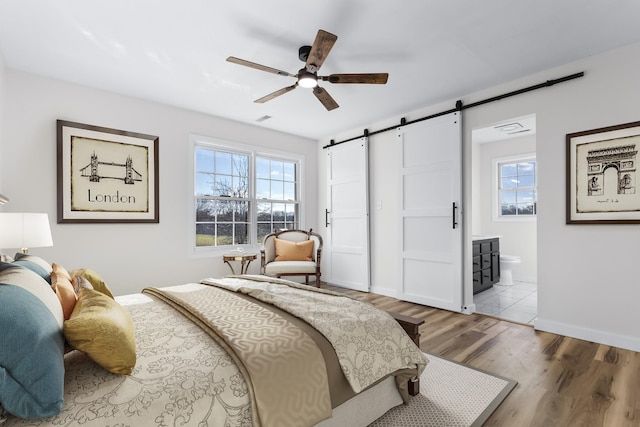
(0, 255), (428, 427)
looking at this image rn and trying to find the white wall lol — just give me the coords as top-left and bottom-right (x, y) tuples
(476, 135), (537, 283)
(319, 41), (640, 352)
(1, 70), (319, 296)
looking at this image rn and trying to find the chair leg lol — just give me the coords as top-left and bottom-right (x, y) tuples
(305, 275), (309, 285)
(315, 273), (321, 288)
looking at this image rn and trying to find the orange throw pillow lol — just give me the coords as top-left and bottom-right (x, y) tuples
(51, 263), (77, 320)
(274, 238), (314, 261)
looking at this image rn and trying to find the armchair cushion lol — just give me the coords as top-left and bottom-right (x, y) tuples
(274, 238), (314, 261)
(265, 260), (317, 276)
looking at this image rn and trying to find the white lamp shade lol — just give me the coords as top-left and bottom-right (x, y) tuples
(0, 213), (53, 250)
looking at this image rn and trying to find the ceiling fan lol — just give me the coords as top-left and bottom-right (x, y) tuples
(226, 29), (389, 111)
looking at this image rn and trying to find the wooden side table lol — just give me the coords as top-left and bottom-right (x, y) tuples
(223, 253), (257, 275)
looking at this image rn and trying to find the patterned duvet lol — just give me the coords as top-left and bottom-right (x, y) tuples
(3, 276), (427, 427)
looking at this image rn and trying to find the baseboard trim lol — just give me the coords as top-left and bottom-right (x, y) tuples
(512, 275), (536, 284)
(535, 318), (640, 352)
(369, 286), (399, 299)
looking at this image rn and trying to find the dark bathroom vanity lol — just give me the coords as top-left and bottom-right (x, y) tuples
(472, 236), (500, 294)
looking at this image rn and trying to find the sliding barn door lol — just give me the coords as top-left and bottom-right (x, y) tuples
(325, 137), (370, 291)
(398, 113), (462, 311)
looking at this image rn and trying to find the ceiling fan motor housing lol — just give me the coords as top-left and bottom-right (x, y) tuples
(298, 45), (311, 62)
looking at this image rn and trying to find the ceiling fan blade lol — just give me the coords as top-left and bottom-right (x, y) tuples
(227, 56), (295, 77)
(322, 73), (389, 84)
(313, 86), (339, 111)
(305, 30), (338, 73)
(254, 84), (297, 103)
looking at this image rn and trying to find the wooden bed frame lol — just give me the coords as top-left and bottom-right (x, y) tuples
(388, 311), (424, 396)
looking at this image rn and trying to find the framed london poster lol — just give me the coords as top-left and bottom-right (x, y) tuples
(566, 120), (640, 224)
(57, 120), (159, 223)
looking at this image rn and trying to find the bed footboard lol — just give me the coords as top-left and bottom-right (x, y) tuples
(388, 311), (424, 396)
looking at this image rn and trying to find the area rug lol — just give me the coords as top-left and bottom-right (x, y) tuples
(368, 354), (517, 427)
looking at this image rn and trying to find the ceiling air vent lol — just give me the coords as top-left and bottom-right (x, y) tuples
(494, 122), (530, 135)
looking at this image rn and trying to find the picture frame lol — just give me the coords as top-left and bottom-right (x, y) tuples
(566, 120), (640, 224)
(57, 120), (159, 223)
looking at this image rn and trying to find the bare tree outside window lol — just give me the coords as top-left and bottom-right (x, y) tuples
(194, 143), (300, 247)
(195, 150), (250, 246)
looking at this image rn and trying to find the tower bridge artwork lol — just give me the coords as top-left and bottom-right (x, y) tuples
(58, 119), (158, 223)
(79, 152), (143, 184)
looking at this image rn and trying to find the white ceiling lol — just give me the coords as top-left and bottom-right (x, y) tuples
(1, 1), (640, 140)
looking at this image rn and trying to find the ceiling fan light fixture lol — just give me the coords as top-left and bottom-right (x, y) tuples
(228, 29), (387, 110)
(298, 71), (318, 88)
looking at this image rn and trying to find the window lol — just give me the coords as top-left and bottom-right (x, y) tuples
(497, 158), (536, 217)
(255, 157), (299, 240)
(193, 136), (301, 249)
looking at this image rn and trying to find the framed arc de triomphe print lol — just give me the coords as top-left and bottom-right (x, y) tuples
(566, 120), (640, 224)
(57, 120), (159, 223)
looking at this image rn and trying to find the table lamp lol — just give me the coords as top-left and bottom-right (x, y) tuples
(0, 213), (54, 254)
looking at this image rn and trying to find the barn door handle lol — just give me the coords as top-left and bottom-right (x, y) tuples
(452, 202), (458, 229)
(325, 209), (330, 227)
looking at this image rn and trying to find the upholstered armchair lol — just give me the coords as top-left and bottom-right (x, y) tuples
(260, 229), (323, 287)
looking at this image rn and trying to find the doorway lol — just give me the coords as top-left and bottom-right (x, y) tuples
(471, 114), (538, 325)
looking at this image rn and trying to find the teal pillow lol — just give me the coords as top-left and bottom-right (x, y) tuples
(13, 253), (52, 275)
(0, 266), (65, 419)
(11, 260), (52, 284)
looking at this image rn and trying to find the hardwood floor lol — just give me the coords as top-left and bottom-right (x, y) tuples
(325, 284), (640, 427)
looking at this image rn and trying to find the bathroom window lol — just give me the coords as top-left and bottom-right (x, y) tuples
(496, 157), (537, 218)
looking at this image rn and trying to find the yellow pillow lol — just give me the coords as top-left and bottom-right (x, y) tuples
(70, 268), (114, 299)
(64, 288), (136, 375)
(274, 238), (314, 261)
(71, 275), (94, 293)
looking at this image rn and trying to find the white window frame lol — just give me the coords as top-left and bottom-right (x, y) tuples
(492, 153), (537, 223)
(189, 134), (304, 256)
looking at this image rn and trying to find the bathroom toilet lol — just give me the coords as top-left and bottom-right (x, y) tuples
(498, 255), (521, 286)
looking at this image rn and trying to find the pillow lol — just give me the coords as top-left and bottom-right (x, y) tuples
(0, 264), (63, 328)
(51, 264), (77, 320)
(0, 266), (65, 419)
(11, 259), (51, 284)
(274, 238), (314, 261)
(72, 275), (94, 293)
(13, 253), (52, 275)
(0, 253), (14, 262)
(64, 287), (136, 375)
(70, 268), (114, 299)
(51, 263), (71, 281)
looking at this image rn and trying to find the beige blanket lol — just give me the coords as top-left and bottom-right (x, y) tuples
(142, 285), (332, 427)
(201, 275), (428, 394)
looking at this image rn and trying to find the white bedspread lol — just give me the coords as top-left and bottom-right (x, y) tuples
(4, 291), (253, 427)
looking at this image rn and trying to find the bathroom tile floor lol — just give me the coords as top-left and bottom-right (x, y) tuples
(473, 280), (537, 325)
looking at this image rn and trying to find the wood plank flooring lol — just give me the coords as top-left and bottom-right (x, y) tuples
(325, 284), (640, 427)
